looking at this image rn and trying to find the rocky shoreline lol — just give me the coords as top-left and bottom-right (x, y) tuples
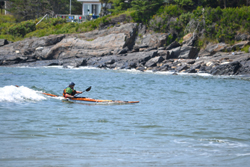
(0, 23), (250, 76)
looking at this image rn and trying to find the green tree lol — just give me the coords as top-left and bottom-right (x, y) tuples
(8, 0), (51, 21)
(131, 0), (164, 23)
(109, 0), (132, 14)
(172, 0), (248, 9)
(174, 0), (193, 7)
(7, 0), (82, 21)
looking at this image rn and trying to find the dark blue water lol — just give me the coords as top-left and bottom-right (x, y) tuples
(0, 67), (250, 166)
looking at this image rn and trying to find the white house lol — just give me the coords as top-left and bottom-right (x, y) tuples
(77, 0), (102, 16)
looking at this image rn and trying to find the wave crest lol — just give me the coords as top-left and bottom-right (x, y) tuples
(0, 85), (46, 103)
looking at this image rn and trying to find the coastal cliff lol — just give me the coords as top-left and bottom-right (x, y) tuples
(0, 23), (250, 76)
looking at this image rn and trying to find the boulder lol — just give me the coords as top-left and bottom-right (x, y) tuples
(145, 56), (164, 67)
(158, 50), (169, 59)
(87, 55), (117, 68)
(230, 54), (250, 75)
(78, 23), (138, 50)
(210, 61), (241, 75)
(0, 34), (66, 65)
(59, 58), (85, 67)
(176, 64), (189, 72)
(0, 39), (9, 46)
(168, 47), (181, 59)
(165, 41), (181, 50)
(113, 47), (129, 55)
(199, 64), (213, 73)
(178, 45), (199, 59)
(159, 64), (172, 71)
(182, 33), (197, 46)
(158, 47), (165, 50)
(198, 43), (228, 57)
(113, 50), (158, 69)
(237, 59), (250, 75)
(188, 63), (202, 73)
(232, 41), (250, 50)
(135, 32), (170, 48)
(30, 34), (65, 48)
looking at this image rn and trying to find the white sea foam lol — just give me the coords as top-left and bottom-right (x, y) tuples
(0, 85), (46, 103)
(236, 153), (250, 157)
(11, 66), (250, 80)
(199, 138), (249, 148)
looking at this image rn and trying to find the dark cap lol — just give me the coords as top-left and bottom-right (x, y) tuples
(69, 82), (75, 86)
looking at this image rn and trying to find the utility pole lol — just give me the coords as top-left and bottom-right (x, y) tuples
(70, 0), (71, 15)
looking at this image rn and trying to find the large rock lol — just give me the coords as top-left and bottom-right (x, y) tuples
(135, 32), (170, 48)
(178, 45), (199, 59)
(176, 64), (189, 72)
(0, 39), (9, 47)
(44, 33), (127, 60)
(87, 55), (117, 68)
(165, 41), (181, 50)
(158, 50), (169, 59)
(31, 34), (65, 48)
(231, 41), (250, 50)
(182, 33), (197, 46)
(0, 34), (65, 65)
(0, 23), (140, 66)
(198, 43), (228, 57)
(232, 54), (250, 75)
(168, 47), (181, 59)
(210, 61), (241, 75)
(113, 50), (158, 69)
(145, 56), (164, 67)
(77, 23), (138, 50)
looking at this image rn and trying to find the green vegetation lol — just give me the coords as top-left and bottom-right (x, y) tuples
(149, 5), (250, 44)
(7, 0), (82, 21)
(0, 14), (113, 42)
(241, 45), (250, 53)
(1, 0), (250, 48)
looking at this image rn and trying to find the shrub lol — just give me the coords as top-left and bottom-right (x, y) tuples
(241, 45), (250, 53)
(36, 22), (49, 30)
(0, 14), (16, 24)
(8, 20), (36, 37)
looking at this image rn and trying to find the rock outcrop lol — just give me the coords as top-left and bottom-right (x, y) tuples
(0, 23), (250, 76)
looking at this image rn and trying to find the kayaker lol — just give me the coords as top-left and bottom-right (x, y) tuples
(63, 82), (83, 98)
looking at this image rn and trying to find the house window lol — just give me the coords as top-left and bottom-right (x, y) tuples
(92, 4), (99, 15)
(84, 4), (90, 15)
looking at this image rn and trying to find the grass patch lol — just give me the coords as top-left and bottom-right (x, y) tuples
(241, 45), (250, 53)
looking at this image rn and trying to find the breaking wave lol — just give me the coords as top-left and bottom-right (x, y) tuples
(0, 85), (46, 103)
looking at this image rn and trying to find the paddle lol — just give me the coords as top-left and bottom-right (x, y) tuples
(74, 86), (91, 97)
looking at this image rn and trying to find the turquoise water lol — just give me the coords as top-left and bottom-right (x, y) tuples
(0, 67), (250, 166)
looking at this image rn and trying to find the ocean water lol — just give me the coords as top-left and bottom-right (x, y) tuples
(0, 66), (250, 167)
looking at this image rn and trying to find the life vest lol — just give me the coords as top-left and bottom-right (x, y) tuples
(63, 87), (76, 97)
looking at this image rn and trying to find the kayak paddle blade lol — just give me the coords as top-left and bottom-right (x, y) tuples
(86, 86), (91, 92)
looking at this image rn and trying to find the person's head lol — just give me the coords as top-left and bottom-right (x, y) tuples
(69, 82), (75, 88)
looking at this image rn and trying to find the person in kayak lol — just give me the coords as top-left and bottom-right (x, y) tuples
(63, 82), (83, 98)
